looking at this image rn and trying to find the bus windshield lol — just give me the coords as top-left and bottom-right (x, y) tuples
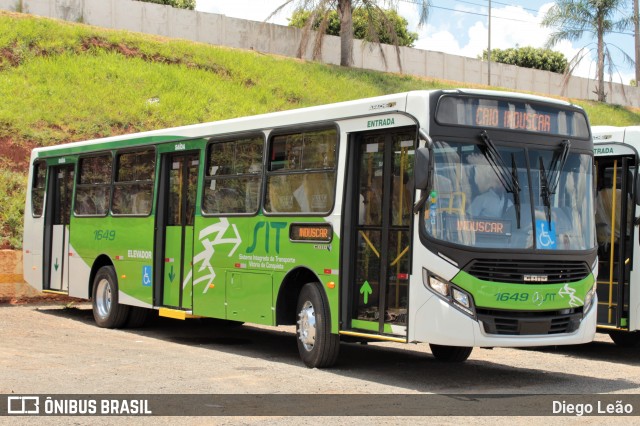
(425, 138), (595, 250)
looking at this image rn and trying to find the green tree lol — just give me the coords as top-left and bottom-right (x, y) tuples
(480, 46), (568, 74)
(289, 8), (418, 47)
(542, 0), (633, 102)
(270, 0), (431, 68)
(135, 0), (195, 10)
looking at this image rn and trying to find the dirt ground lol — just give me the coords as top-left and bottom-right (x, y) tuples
(1, 247), (639, 424)
(1, 298), (639, 424)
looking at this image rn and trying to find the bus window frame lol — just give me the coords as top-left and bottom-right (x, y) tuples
(201, 132), (266, 218)
(73, 151), (114, 218)
(111, 146), (156, 218)
(31, 160), (47, 218)
(263, 123), (340, 217)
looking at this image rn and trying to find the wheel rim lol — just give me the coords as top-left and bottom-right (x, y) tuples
(297, 300), (316, 352)
(95, 278), (112, 319)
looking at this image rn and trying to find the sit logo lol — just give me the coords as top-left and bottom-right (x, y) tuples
(247, 221), (287, 254)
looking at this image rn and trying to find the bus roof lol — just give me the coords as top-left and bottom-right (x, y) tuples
(31, 89), (584, 158)
(32, 91), (414, 157)
(592, 125), (640, 146)
(443, 88), (576, 108)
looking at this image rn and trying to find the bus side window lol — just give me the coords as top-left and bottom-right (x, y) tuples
(202, 136), (263, 215)
(302, 172), (334, 212)
(112, 149), (155, 216)
(265, 127), (337, 215)
(268, 174), (301, 213)
(74, 154), (112, 217)
(31, 161), (47, 217)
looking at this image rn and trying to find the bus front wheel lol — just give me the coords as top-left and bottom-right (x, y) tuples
(296, 282), (340, 368)
(429, 344), (473, 362)
(92, 266), (130, 329)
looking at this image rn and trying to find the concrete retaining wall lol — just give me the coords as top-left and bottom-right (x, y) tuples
(1, 0), (639, 107)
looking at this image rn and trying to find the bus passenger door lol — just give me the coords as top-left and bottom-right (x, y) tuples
(43, 164), (74, 292)
(594, 155), (635, 330)
(343, 128), (415, 337)
(159, 152), (199, 310)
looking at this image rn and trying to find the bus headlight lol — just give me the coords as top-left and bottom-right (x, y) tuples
(452, 287), (470, 308)
(423, 267), (447, 295)
(429, 276), (449, 296)
(422, 268), (476, 318)
(583, 283), (597, 313)
(451, 287), (474, 316)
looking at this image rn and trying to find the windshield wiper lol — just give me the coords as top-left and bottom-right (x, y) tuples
(548, 140), (571, 195)
(539, 140), (571, 225)
(479, 130), (521, 227)
(511, 155), (521, 228)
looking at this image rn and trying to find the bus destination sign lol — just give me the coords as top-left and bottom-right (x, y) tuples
(289, 223), (333, 243)
(435, 95), (590, 138)
(453, 218), (512, 235)
(475, 106), (551, 133)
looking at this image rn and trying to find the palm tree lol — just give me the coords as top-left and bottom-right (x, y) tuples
(542, 0), (633, 102)
(269, 0), (431, 68)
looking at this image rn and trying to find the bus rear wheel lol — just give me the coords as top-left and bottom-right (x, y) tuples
(429, 344), (473, 362)
(608, 330), (640, 348)
(296, 282), (340, 368)
(92, 265), (130, 329)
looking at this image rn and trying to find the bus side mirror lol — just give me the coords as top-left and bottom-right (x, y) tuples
(415, 147), (431, 191)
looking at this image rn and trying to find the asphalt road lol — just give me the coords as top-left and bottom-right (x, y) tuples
(1, 301), (639, 425)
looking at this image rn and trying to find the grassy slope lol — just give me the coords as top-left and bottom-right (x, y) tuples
(1, 11), (639, 248)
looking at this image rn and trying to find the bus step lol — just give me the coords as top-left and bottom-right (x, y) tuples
(339, 330), (406, 343)
(158, 307), (194, 320)
(597, 324), (626, 331)
(42, 289), (68, 295)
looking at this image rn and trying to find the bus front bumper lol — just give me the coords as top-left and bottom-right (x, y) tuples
(413, 294), (597, 347)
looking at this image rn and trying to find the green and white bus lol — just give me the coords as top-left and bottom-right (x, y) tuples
(592, 125), (640, 347)
(23, 89), (598, 367)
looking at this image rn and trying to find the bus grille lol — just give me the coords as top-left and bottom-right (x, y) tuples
(477, 308), (582, 335)
(464, 259), (590, 284)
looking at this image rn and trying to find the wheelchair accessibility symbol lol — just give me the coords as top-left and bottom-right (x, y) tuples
(142, 265), (152, 287)
(535, 219), (557, 249)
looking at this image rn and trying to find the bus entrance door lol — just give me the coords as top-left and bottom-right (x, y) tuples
(160, 152), (199, 310)
(43, 164), (74, 293)
(344, 128), (415, 338)
(594, 155), (635, 330)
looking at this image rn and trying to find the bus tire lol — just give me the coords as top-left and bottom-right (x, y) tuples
(429, 344), (473, 362)
(92, 266), (130, 329)
(608, 330), (640, 348)
(296, 282), (340, 368)
(126, 307), (150, 328)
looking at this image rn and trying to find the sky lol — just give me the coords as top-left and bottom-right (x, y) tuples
(194, 0), (636, 85)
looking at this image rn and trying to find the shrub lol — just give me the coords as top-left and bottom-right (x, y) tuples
(0, 167), (26, 249)
(481, 46), (568, 74)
